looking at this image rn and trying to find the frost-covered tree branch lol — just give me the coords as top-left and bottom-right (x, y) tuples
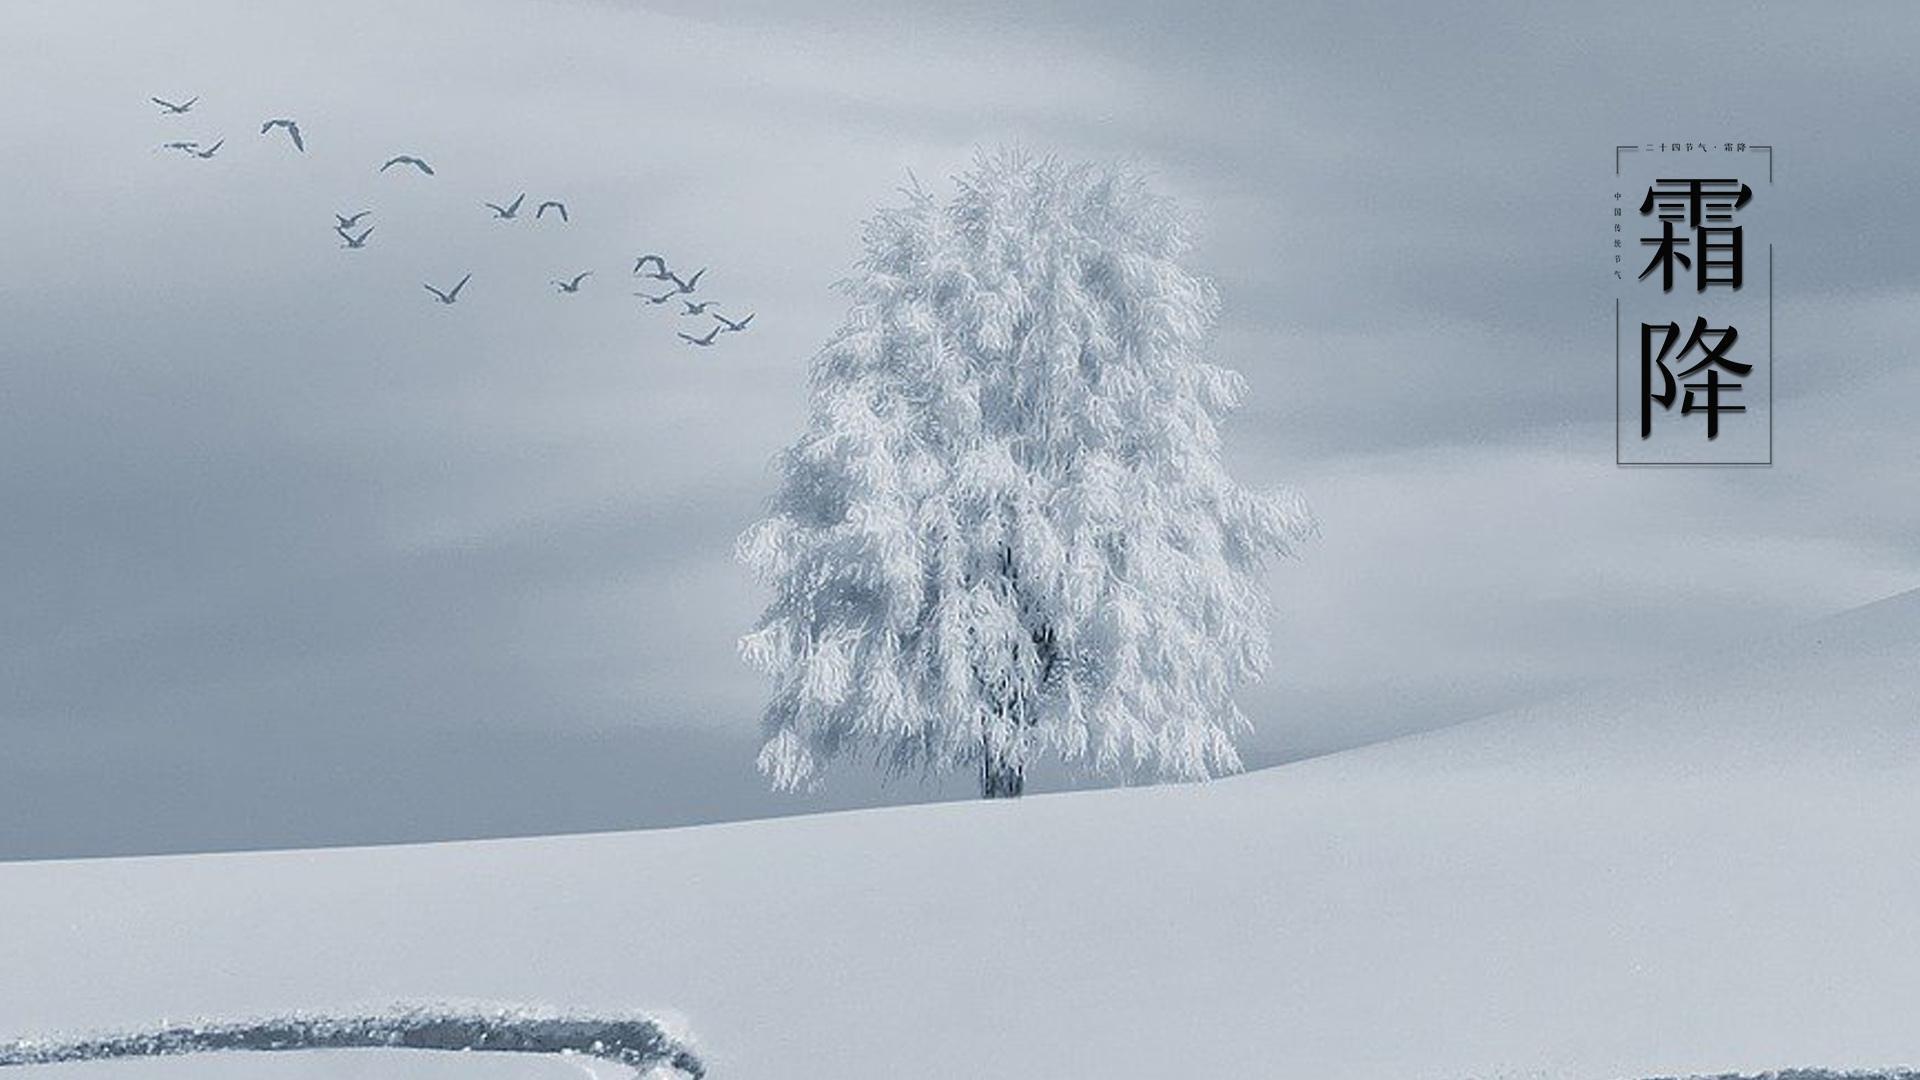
(740, 148), (1316, 798)
(0, 1005), (703, 1079)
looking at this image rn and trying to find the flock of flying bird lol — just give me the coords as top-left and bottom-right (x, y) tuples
(149, 94), (755, 349)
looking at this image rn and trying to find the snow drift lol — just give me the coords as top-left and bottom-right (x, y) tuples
(2, 590), (1918, 1079)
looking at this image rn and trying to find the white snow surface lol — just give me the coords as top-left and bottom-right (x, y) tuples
(3, 589), (1919, 1080)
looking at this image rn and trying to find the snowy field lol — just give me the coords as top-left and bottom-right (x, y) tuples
(3, 589), (1918, 1080)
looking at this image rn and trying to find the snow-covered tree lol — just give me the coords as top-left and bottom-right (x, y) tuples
(738, 150), (1315, 799)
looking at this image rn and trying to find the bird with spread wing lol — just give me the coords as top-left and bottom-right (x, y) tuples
(423, 274), (472, 304)
(261, 118), (304, 151)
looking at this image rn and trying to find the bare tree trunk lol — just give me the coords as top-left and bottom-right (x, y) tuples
(981, 694), (1026, 799)
(979, 553), (1036, 800)
(980, 746), (1025, 798)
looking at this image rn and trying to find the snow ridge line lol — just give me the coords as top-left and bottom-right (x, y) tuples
(0, 1004), (704, 1078)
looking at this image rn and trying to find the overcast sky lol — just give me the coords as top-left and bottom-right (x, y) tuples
(3, 1), (1917, 858)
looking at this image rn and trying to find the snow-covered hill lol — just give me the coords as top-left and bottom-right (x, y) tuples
(4, 590), (1918, 1080)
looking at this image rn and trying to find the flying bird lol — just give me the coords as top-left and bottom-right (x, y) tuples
(680, 300), (718, 316)
(635, 289), (676, 304)
(666, 267), (706, 294)
(713, 312), (755, 333)
(189, 139), (224, 159)
(338, 225), (374, 249)
(484, 193), (526, 219)
(160, 140), (199, 153)
(633, 254), (669, 277)
(381, 155), (434, 175)
(260, 118), (304, 151)
(536, 200), (568, 222)
(423, 273), (472, 304)
(151, 95), (197, 114)
(335, 210), (372, 230)
(677, 326), (722, 347)
(552, 271), (593, 293)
